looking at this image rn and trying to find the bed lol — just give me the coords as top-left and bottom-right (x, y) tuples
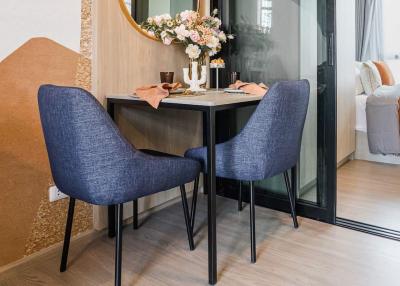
(354, 64), (400, 164)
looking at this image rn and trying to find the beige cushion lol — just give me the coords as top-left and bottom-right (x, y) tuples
(360, 61), (382, 95)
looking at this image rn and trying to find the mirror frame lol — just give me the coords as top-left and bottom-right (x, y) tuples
(118, 0), (201, 41)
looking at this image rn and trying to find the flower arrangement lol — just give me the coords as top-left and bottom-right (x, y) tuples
(141, 9), (234, 60)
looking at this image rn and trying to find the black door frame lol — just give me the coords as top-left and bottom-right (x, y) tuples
(210, 0), (337, 224)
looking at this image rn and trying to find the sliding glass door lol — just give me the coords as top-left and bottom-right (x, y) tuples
(213, 0), (336, 223)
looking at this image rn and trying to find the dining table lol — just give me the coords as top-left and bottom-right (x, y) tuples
(106, 90), (263, 285)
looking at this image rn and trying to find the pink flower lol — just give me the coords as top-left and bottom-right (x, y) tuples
(163, 37), (172, 45)
(180, 10), (197, 22)
(161, 31), (172, 45)
(189, 30), (201, 43)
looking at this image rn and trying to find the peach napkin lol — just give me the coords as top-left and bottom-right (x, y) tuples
(229, 80), (268, 96)
(135, 82), (182, 109)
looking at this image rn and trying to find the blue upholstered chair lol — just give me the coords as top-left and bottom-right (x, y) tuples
(185, 80), (310, 263)
(38, 85), (201, 286)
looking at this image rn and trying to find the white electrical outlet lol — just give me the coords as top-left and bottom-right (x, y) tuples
(49, 185), (68, 202)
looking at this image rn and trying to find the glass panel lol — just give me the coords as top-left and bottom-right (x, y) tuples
(224, 0), (326, 205)
(298, 0), (322, 204)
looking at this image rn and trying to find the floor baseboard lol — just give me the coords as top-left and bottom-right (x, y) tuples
(0, 189), (201, 274)
(0, 229), (100, 274)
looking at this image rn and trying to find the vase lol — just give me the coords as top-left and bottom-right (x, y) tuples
(183, 61), (207, 92)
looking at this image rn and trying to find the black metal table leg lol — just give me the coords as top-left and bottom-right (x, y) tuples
(202, 112), (209, 195)
(115, 203), (123, 286)
(206, 108), (217, 285)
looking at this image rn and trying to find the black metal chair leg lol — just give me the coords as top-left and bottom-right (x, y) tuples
(133, 199), (138, 229)
(249, 181), (256, 263)
(180, 185), (195, 251)
(190, 176), (199, 232)
(238, 181), (243, 211)
(115, 203), (123, 286)
(203, 173), (208, 195)
(108, 205), (116, 238)
(60, 198), (75, 272)
(284, 170), (299, 228)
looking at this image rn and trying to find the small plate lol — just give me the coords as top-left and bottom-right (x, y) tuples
(224, 88), (246, 94)
(210, 63), (226, 69)
(169, 88), (185, 94)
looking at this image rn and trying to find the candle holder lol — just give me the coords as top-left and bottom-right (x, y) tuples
(210, 62), (225, 91)
(183, 61), (207, 92)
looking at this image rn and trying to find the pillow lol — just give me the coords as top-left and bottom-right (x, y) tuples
(360, 61), (382, 95)
(355, 62), (365, 95)
(373, 61), (395, 86)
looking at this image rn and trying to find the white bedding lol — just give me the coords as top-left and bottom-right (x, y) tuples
(374, 84), (400, 96)
(355, 94), (367, 132)
(355, 85), (400, 133)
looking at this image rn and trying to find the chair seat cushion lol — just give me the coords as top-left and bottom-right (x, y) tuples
(70, 149), (201, 206)
(107, 150), (201, 205)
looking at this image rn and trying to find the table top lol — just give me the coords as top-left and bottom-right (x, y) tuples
(106, 90), (263, 107)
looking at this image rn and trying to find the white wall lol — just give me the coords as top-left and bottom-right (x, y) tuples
(336, 0), (356, 162)
(383, 0), (400, 59)
(0, 0), (81, 61)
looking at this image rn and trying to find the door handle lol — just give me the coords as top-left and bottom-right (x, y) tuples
(328, 33), (335, 66)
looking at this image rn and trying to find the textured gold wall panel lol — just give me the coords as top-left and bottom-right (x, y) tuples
(0, 0), (93, 267)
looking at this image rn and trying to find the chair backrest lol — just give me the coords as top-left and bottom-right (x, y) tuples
(38, 85), (137, 204)
(237, 80), (310, 179)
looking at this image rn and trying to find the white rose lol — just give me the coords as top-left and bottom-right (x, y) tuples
(207, 36), (220, 49)
(185, 44), (201, 59)
(174, 24), (190, 41)
(214, 17), (222, 27)
(218, 31), (227, 42)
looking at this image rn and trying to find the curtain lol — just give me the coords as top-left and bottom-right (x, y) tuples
(356, 0), (383, 61)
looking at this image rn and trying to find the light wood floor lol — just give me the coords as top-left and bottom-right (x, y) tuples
(1, 196), (400, 286)
(337, 159), (400, 230)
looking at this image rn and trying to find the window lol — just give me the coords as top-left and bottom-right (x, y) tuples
(259, 0), (272, 32)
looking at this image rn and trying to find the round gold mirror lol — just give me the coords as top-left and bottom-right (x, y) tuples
(119, 0), (201, 41)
